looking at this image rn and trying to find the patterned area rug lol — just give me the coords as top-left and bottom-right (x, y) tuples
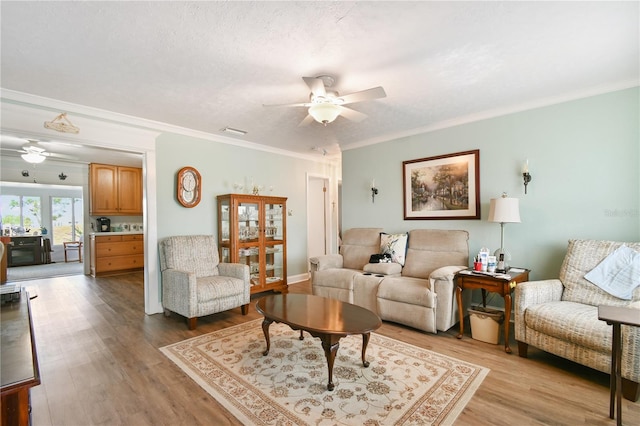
(160, 319), (489, 425)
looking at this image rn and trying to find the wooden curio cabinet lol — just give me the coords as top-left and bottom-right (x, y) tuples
(217, 194), (287, 295)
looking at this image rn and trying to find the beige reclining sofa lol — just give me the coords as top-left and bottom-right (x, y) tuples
(310, 228), (470, 333)
(515, 239), (640, 401)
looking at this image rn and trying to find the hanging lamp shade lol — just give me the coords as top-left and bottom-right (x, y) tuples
(309, 103), (341, 125)
(21, 152), (46, 164)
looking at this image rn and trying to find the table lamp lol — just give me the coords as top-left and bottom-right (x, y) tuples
(488, 193), (521, 271)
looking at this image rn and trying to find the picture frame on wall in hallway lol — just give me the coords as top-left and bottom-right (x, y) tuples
(403, 149), (480, 220)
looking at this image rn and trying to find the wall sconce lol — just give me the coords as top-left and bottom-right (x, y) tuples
(522, 160), (532, 194)
(371, 179), (378, 203)
(58, 172), (68, 180)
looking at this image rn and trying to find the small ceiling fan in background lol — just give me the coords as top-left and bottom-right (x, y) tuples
(264, 75), (386, 126)
(1, 137), (78, 164)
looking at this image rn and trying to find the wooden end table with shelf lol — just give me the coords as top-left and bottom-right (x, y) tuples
(455, 268), (530, 353)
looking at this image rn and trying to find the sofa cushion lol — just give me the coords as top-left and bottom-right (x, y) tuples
(402, 229), (469, 279)
(196, 276), (245, 303)
(560, 240), (640, 306)
(380, 232), (408, 266)
(524, 301), (610, 353)
(584, 245), (640, 300)
(377, 276), (436, 308)
(340, 228), (383, 270)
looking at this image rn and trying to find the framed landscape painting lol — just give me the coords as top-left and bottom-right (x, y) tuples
(403, 150), (480, 220)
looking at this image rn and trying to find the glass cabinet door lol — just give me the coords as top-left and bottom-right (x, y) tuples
(237, 201), (260, 284)
(264, 201), (284, 284)
(219, 198), (231, 262)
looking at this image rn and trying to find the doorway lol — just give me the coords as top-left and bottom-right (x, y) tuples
(1, 184), (85, 282)
(307, 175), (332, 272)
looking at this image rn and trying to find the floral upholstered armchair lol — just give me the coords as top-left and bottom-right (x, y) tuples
(159, 235), (250, 330)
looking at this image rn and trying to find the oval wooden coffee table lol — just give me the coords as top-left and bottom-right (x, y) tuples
(255, 293), (382, 391)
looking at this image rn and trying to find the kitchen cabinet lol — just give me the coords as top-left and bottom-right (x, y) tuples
(90, 233), (144, 276)
(217, 194), (287, 295)
(89, 163), (143, 215)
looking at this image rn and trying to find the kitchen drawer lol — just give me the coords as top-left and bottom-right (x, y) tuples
(95, 234), (142, 243)
(96, 255), (144, 272)
(95, 235), (123, 243)
(96, 241), (144, 257)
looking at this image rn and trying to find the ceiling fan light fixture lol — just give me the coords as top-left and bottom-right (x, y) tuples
(21, 152), (46, 164)
(309, 103), (340, 125)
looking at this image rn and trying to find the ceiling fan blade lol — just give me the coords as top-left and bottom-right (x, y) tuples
(337, 106), (368, 122)
(339, 86), (386, 105)
(302, 77), (326, 98)
(47, 152), (78, 160)
(263, 102), (311, 108)
(0, 147), (23, 154)
(298, 114), (315, 127)
(25, 146), (46, 153)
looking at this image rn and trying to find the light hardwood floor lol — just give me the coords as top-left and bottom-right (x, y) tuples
(20, 273), (639, 425)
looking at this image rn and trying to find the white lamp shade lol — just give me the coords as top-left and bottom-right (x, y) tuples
(308, 103), (340, 124)
(21, 152), (46, 164)
(488, 197), (521, 223)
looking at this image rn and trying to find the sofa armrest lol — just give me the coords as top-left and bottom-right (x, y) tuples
(218, 262), (250, 283)
(515, 279), (564, 308)
(310, 254), (344, 272)
(428, 265), (468, 301)
(428, 266), (469, 331)
(514, 279), (563, 342)
(430, 265), (467, 282)
(161, 268), (198, 317)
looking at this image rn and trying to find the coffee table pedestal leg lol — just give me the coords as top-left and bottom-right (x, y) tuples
(361, 333), (371, 367)
(321, 336), (340, 391)
(261, 318), (273, 355)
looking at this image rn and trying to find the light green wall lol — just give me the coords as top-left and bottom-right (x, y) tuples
(155, 133), (338, 278)
(342, 87), (640, 281)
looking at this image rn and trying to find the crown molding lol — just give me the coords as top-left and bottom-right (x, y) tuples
(342, 80), (639, 152)
(0, 88), (339, 164)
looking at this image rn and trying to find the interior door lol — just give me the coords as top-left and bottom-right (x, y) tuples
(307, 176), (329, 271)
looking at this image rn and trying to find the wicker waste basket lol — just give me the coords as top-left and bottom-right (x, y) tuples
(468, 306), (504, 344)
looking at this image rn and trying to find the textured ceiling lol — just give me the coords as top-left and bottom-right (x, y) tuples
(1, 1), (638, 160)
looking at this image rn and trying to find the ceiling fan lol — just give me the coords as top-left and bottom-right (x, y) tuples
(1, 139), (78, 164)
(264, 75), (386, 126)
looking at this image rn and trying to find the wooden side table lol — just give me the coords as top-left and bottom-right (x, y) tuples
(455, 268), (530, 353)
(598, 305), (640, 426)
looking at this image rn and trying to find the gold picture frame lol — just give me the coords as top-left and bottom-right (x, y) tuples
(403, 149), (480, 220)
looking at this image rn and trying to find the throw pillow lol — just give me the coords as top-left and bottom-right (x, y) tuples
(584, 245), (640, 300)
(380, 232), (408, 266)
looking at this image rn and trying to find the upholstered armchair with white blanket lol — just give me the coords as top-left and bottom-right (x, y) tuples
(515, 239), (640, 401)
(159, 235), (250, 330)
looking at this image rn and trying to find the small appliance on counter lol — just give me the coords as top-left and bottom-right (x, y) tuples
(96, 217), (111, 232)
